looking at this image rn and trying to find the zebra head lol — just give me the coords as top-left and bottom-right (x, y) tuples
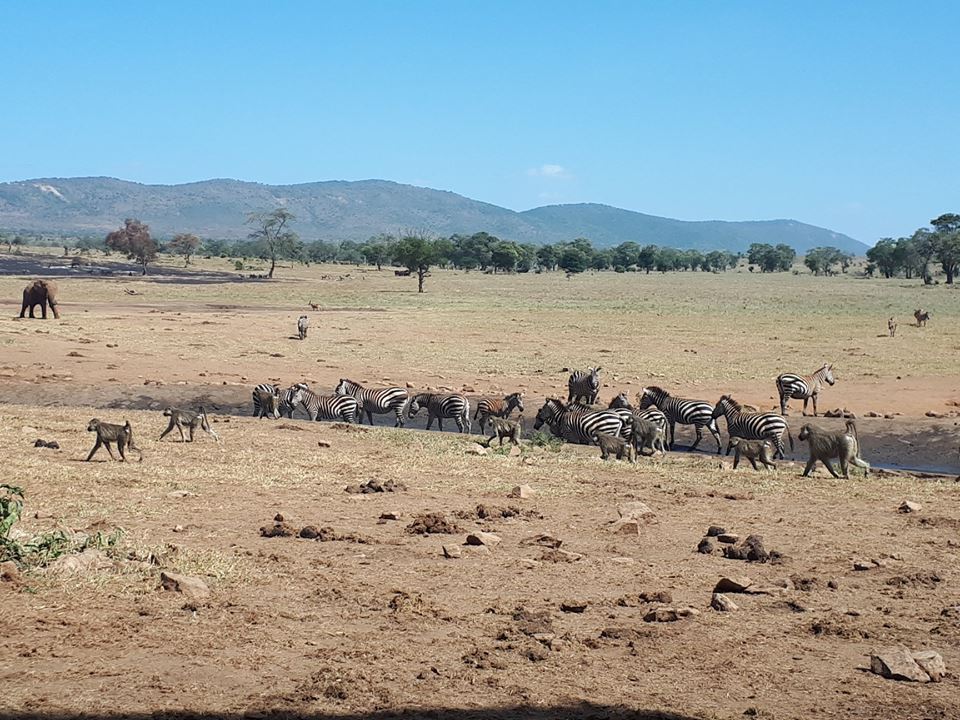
(589, 366), (601, 388)
(609, 392), (631, 410)
(533, 398), (564, 430)
(335, 378), (353, 396)
(712, 394), (737, 419)
(288, 382), (309, 405)
(407, 394), (427, 418)
(506, 392), (524, 413)
(821, 363), (836, 386)
(263, 388), (281, 419)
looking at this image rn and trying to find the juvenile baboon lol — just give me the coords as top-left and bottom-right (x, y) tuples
(159, 407), (220, 443)
(729, 437), (777, 470)
(297, 315), (309, 340)
(798, 421), (869, 479)
(888, 317), (897, 337)
(486, 415), (523, 447)
(914, 308), (930, 327)
(632, 417), (665, 456)
(593, 432), (635, 463)
(86, 418), (142, 462)
(308, 302), (319, 311)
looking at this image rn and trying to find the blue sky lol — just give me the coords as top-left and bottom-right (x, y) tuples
(1, 1), (957, 243)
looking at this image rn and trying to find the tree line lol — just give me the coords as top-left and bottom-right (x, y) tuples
(865, 214), (960, 284)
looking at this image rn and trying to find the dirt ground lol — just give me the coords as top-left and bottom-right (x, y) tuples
(1, 252), (960, 720)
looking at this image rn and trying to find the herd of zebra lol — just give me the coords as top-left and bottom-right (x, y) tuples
(249, 363), (838, 461)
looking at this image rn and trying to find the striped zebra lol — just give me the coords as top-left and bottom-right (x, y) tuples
(289, 386), (361, 423)
(474, 392), (524, 433)
(637, 386), (722, 454)
(534, 398), (624, 445)
(607, 393), (669, 453)
(408, 392), (471, 433)
(334, 378), (408, 427)
(279, 383), (309, 419)
(251, 383), (281, 419)
(567, 367), (602, 405)
(712, 394), (793, 459)
(776, 363), (835, 417)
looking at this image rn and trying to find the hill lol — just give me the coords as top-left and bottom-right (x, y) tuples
(0, 177), (867, 253)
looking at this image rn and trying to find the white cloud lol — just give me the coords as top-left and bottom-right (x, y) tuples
(527, 164), (573, 179)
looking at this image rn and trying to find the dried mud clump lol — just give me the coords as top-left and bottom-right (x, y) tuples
(809, 613), (872, 640)
(299, 526), (368, 543)
(405, 513), (461, 535)
(260, 521), (298, 537)
(723, 534), (779, 563)
(454, 504), (542, 521)
(345, 478), (407, 494)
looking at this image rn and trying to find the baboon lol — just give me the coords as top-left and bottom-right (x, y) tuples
(297, 315), (309, 340)
(486, 416), (523, 447)
(159, 408), (220, 443)
(632, 417), (665, 456)
(798, 420), (869, 479)
(729, 437), (777, 470)
(593, 432), (635, 463)
(914, 309), (930, 327)
(308, 302), (319, 311)
(888, 317), (897, 337)
(86, 418), (142, 462)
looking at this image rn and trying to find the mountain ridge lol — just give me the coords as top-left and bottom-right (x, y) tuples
(0, 176), (868, 253)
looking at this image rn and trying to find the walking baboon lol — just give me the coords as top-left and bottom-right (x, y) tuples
(593, 432), (635, 463)
(308, 302), (319, 311)
(729, 437), (777, 470)
(86, 419), (142, 462)
(632, 417), (665, 456)
(159, 408), (220, 443)
(486, 416), (523, 447)
(888, 317), (897, 337)
(914, 309), (930, 327)
(297, 315), (309, 340)
(798, 421), (869, 478)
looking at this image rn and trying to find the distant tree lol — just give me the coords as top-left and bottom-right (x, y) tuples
(909, 228), (937, 283)
(169, 233), (200, 266)
(490, 241), (519, 273)
(201, 238), (228, 257)
(636, 244), (658, 273)
(589, 248), (612, 271)
(611, 241), (640, 269)
(516, 243), (537, 273)
(557, 245), (588, 275)
(803, 246), (849, 276)
(305, 240), (338, 263)
(393, 234), (442, 292)
(105, 218), (157, 275)
(536, 244), (559, 271)
(245, 208), (299, 278)
(361, 241), (392, 270)
(747, 243), (777, 272)
(773, 244), (796, 271)
(866, 238), (899, 278)
(930, 213), (960, 284)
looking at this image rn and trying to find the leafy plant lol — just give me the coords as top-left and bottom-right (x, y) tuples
(529, 430), (563, 452)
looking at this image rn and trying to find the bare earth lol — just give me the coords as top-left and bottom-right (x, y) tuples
(1, 252), (959, 720)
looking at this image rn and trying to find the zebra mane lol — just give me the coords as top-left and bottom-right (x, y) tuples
(644, 385), (667, 395)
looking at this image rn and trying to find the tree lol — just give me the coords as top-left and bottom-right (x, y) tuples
(773, 244), (797, 271)
(105, 218), (157, 275)
(393, 234), (442, 292)
(361, 241), (392, 270)
(803, 246), (849, 276)
(866, 238), (899, 278)
(490, 241), (519, 273)
(245, 208), (299, 278)
(747, 243), (777, 272)
(612, 241), (640, 269)
(557, 245), (588, 275)
(516, 243), (537, 273)
(637, 245), (658, 273)
(910, 228), (937, 284)
(169, 233), (200, 266)
(930, 214), (960, 284)
(536, 244), (559, 271)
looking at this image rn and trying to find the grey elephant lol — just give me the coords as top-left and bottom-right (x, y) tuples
(20, 279), (61, 319)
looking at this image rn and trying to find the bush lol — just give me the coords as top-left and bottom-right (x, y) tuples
(529, 430), (563, 452)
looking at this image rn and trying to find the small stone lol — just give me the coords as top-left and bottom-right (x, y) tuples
(518, 558), (541, 568)
(560, 600), (588, 613)
(697, 538), (715, 554)
(0, 561), (21, 585)
(21, 426), (38, 434)
(711, 593), (738, 612)
(827, 579), (839, 589)
(465, 531), (501, 546)
(714, 576), (754, 593)
(465, 443), (489, 456)
(45, 549), (112, 576)
(159, 571), (211, 603)
(639, 590), (672, 604)
(869, 649), (930, 682)
(540, 548), (583, 563)
(166, 490), (196, 499)
(406, 382), (415, 388)
(317, 440), (332, 448)
(611, 519), (641, 536)
(898, 500), (921, 514)
(618, 501), (654, 521)
(643, 606), (699, 623)
(172, 525), (184, 533)
(509, 484), (535, 499)
(442, 544), (462, 559)
(299, 525), (320, 539)
(379, 511), (402, 521)
(507, 445), (522, 457)
(912, 650), (946, 682)
(706, 526), (726, 537)
(717, 533), (739, 544)
(853, 560), (874, 571)
(520, 533), (562, 549)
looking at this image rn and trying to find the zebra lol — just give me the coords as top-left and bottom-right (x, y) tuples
(533, 398), (624, 445)
(607, 392), (669, 453)
(637, 386), (723, 454)
(289, 386), (361, 423)
(334, 378), (408, 427)
(297, 315), (309, 340)
(567, 367), (601, 405)
(279, 383), (309, 418)
(474, 392), (524, 433)
(712, 394), (793, 459)
(776, 363), (835, 417)
(408, 392), (471, 433)
(251, 383), (281, 419)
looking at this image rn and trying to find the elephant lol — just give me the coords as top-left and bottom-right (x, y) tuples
(20, 279), (61, 319)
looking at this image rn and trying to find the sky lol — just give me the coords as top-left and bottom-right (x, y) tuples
(1, 1), (957, 243)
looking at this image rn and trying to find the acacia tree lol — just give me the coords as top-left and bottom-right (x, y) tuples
(245, 208), (299, 278)
(169, 233), (200, 267)
(392, 234), (443, 292)
(931, 213), (960, 284)
(105, 218), (157, 275)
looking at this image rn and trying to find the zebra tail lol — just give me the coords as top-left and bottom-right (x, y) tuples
(786, 425), (794, 452)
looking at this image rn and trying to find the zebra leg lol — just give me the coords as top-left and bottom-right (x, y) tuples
(456, 416), (465, 433)
(773, 437), (786, 459)
(779, 391), (787, 416)
(690, 425), (703, 452)
(811, 394), (818, 417)
(668, 420), (676, 450)
(802, 397), (810, 416)
(436, 416), (444, 432)
(709, 420), (723, 454)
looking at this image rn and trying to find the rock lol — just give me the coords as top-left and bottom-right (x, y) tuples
(723, 534), (770, 563)
(610, 519), (641, 536)
(172, 525), (184, 533)
(540, 548), (583, 563)
(717, 533), (739, 544)
(0, 561), (21, 585)
(714, 576), (754, 593)
(442, 544), (462, 559)
(643, 606), (700, 623)
(898, 500), (921, 514)
(379, 511), (402, 521)
(827, 579), (839, 589)
(507, 445), (522, 457)
(166, 490), (196, 499)
(697, 538), (715, 554)
(21, 426), (38, 434)
(864, 411), (881, 418)
(869, 649), (931, 682)
(925, 411), (945, 418)
(711, 593), (739, 612)
(406, 382), (415, 389)
(465, 443), (489, 456)
(317, 440), (332, 448)
(520, 533), (563, 549)
(299, 525), (320, 539)
(912, 650), (946, 682)
(706, 525), (726, 537)
(260, 521), (297, 537)
(560, 600), (588, 613)
(639, 590), (672, 604)
(159, 571), (211, 604)
(618, 501), (655, 521)
(45, 549), (112, 576)
(518, 558), (541, 568)
(884, 413), (895, 419)
(509, 484), (535, 499)
(853, 560), (875, 571)
(465, 531), (501, 546)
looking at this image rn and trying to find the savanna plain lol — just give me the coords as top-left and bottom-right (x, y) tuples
(1, 249), (960, 720)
